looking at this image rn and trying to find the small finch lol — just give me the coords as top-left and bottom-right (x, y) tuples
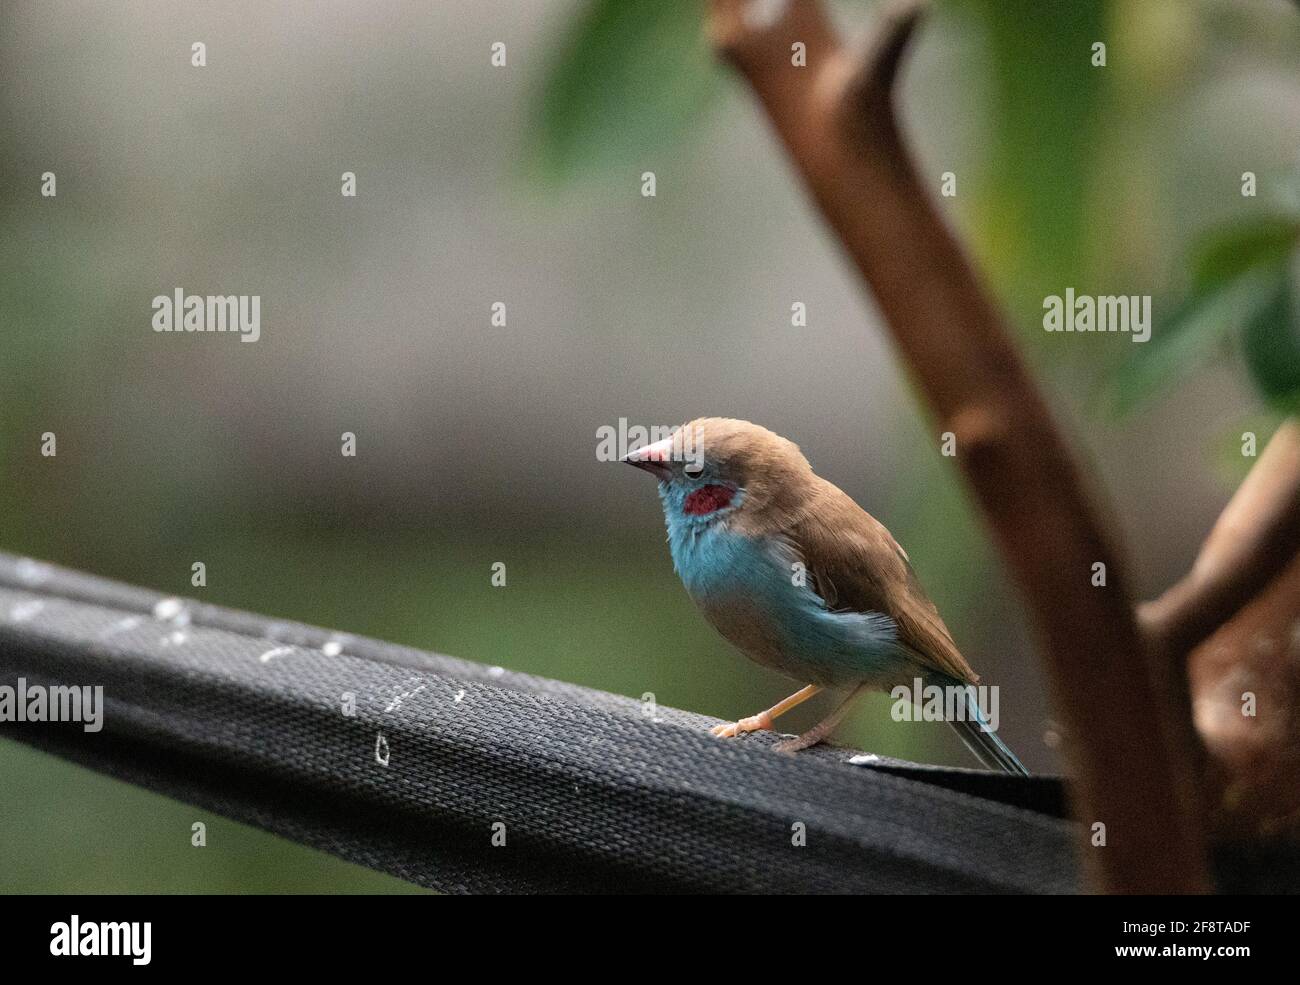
(623, 417), (1027, 773)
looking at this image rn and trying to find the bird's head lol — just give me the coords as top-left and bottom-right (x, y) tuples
(622, 417), (814, 526)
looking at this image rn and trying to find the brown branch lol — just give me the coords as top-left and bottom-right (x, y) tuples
(1141, 419), (1300, 660)
(1189, 552), (1300, 841)
(709, 0), (1209, 892)
(1150, 420), (1300, 836)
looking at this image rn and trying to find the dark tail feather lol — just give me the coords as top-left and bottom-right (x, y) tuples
(948, 688), (1030, 776)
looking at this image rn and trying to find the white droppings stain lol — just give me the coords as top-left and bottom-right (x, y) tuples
(258, 646), (294, 664)
(487, 666), (505, 678)
(848, 754), (882, 766)
(162, 630), (189, 646)
(9, 600), (44, 623)
(321, 637), (345, 657)
(385, 683), (426, 713)
(153, 597), (188, 623)
(453, 689), (465, 704)
(15, 558), (51, 586)
(375, 732), (390, 766)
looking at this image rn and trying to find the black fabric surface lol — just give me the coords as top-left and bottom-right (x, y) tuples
(0, 552), (1080, 893)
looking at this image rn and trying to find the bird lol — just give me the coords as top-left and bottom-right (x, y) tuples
(622, 417), (1028, 774)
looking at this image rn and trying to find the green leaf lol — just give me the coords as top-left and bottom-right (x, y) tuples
(1190, 218), (1300, 293)
(955, 0), (1109, 317)
(526, 0), (723, 186)
(1107, 266), (1281, 416)
(1106, 217), (1300, 416)
(1242, 268), (1300, 414)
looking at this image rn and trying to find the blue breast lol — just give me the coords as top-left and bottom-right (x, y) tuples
(661, 492), (903, 688)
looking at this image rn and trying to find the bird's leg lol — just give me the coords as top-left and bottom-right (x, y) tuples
(772, 684), (869, 753)
(710, 684), (821, 738)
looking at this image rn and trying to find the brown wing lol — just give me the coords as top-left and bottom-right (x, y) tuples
(786, 479), (979, 685)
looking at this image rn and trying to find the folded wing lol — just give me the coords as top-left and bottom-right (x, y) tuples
(787, 478), (979, 685)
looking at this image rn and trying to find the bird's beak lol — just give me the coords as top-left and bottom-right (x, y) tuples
(621, 436), (674, 480)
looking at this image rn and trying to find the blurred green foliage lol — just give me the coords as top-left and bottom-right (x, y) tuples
(1110, 216), (1300, 416)
(528, 0), (1111, 319)
(526, 1), (722, 185)
(531, 0), (1299, 426)
(1243, 256), (1300, 414)
(955, 0), (1109, 317)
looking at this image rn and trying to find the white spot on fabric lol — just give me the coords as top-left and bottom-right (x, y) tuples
(321, 634), (350, 657)
(258, 646), (294, 664)
(152, 597), (189, 624)
(9, 600), (44, 623)
(15, 558), (51, 586)
(384, 683), (426, 713)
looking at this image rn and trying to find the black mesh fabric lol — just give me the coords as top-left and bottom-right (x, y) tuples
(0, 552), (1080, 893)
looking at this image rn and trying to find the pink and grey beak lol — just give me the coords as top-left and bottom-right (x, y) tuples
(621, 436), (675, 480)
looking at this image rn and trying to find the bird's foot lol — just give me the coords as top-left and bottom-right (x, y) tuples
(772, 732), (824, 754)
(710, 711), (774, 738)
(770, 682), (868, 753)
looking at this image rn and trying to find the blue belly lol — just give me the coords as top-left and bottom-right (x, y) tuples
(667, 519), (905, 688)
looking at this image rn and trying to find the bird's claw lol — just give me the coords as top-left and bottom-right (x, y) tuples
(771, 735), (816, 754)
(710, 712), (773, 739)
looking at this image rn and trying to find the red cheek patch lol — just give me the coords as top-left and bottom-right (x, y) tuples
(683, 484), (736, 516)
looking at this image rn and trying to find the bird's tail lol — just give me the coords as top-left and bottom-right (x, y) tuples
(942, 680), (1029, 776)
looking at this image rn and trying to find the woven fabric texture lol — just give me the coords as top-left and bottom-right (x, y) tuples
(0, 552), (1080, 893)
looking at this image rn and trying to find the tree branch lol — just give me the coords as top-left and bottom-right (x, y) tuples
(709, 0), (1209, 891)
(1141, 420), (1300, 660)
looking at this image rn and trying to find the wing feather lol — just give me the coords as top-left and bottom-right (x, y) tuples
(785, 479), (979, 685)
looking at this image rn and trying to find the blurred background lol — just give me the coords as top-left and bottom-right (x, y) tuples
(1, 0), (1297, 891)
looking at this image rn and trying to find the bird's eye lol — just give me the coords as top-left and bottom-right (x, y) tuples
(684, 461), (704, 478)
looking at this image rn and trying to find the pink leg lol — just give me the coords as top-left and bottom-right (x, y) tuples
(773, 684), (868, 753)
(710, 684), (821, 738)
